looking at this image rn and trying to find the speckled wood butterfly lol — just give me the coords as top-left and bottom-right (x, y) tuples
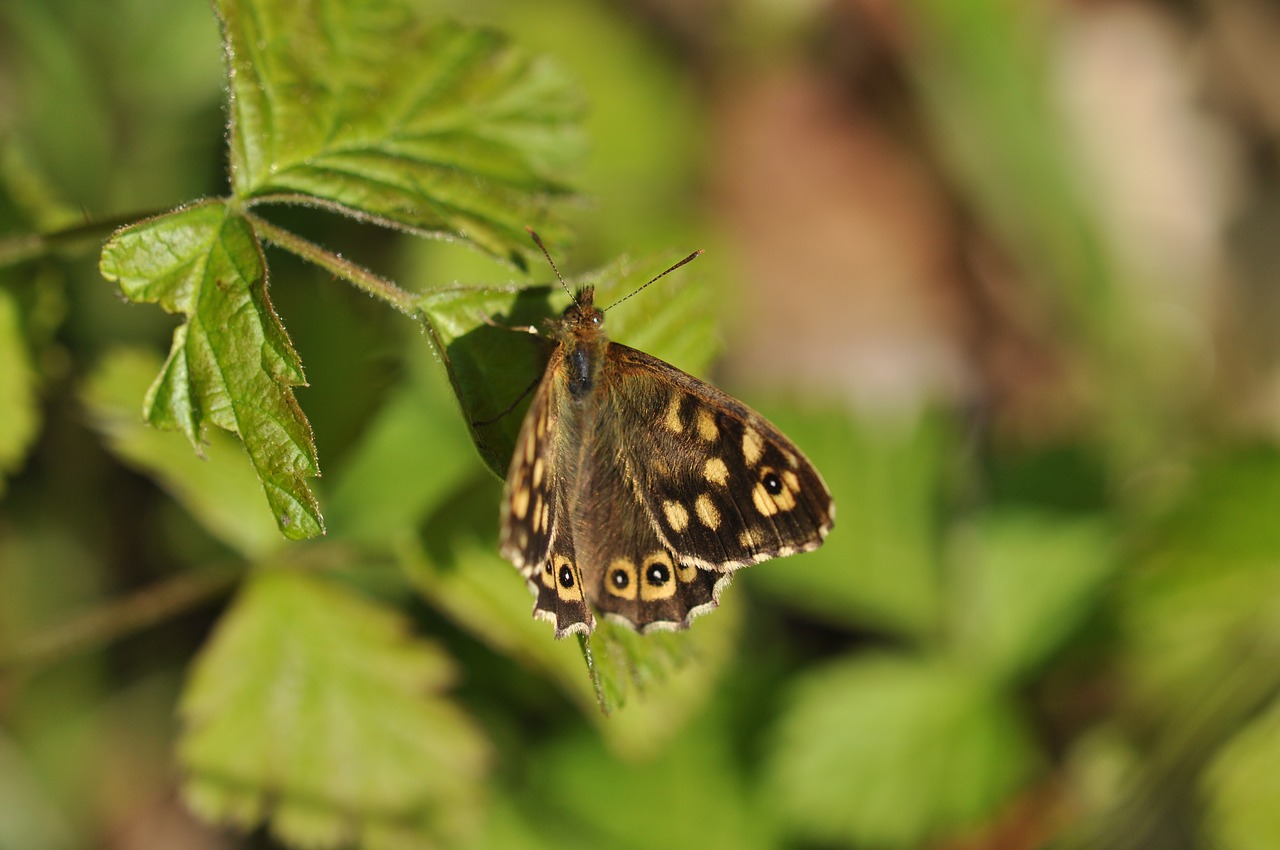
(499, 233), (835, 637)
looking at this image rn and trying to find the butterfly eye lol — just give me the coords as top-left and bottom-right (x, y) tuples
(762, 470), (784, 495)
(558, 564), (575, 588)
(645, 561), (671, 586)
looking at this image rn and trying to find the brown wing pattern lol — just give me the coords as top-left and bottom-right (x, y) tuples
(499, 349), (594, 637)
(572, 431), (727, 631)
(601, 342), (835, 573)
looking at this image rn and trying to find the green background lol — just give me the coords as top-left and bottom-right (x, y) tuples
(4, 1), (1280, 849)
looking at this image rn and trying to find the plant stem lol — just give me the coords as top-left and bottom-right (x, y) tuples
(0, 568), (240, 674)
(245, 211), (422, 317)
(0, 209), (170, 267)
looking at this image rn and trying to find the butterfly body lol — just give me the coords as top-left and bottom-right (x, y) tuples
(500, 284), (835, 637)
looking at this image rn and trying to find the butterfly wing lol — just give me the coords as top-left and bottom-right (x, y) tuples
(571, 428), (728, 632)
(601, 342), (835, 573)
(499, 347), (595, 637)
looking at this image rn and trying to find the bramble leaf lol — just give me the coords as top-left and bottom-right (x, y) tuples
(217, 0), (585, 265)
(950, 511), (1116, 682)
(766, 654), (1038, 849)
(179, 570), (489, 849)
(99, 201), (322, 540)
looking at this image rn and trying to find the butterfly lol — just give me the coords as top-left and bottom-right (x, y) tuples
(499, 232), (835, 637)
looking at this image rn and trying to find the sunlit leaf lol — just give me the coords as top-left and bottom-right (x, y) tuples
(0, 288), (39, 496)
(324, 361), (478, 545)
(0, 731), (78, 850)
(99, 201), (322, 540)
(83, 348), (283, 559)
(217, 0), (585, 265)
(579, 601), (740, 750)
(1122, 449), (1280, 708)
(950, 511), (1116, 681)
(526, 713), (779, 850)
(1204, 698), (1280, 850)
(766, 653), (1038, 848)
(178, 570), (489, 849)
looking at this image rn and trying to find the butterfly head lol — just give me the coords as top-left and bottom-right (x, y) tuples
(563, 285), (604, 326)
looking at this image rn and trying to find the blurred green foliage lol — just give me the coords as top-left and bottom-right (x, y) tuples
(3, 0), (1280, 849)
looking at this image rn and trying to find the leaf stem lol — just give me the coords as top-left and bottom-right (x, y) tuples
(0, 568), (241, 674)
(245, 212), (422, 317)
(0, 208), (173, 267)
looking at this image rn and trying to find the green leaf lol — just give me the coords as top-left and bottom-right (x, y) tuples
(99, 201), (323, 540)
(1122, 448), (1280, 708)
(216, 0), (585, 265)
(82, 348), (284, 559)
(949, 511), (1116, 682)
(766, 653), (1038, 849)
(1204, 698), (1280, 850)
(0, 288), (40, 496)
(419, 252), (716, 475)
(743, 409), (947, 640)
(178, 570), (489, 849)
(400, 526), (737, 756)
(578, 601), (740, 752)
(324, 361), (478, 545)
(523, 715), (779, 850)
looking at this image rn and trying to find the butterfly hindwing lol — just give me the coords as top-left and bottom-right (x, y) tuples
(572, 431), (727, 631)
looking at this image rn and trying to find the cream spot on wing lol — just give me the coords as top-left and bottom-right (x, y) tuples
(536, 409), (548, 439)
(773, 486), (798, 511)
(783, 470), (800, 491)
(531, 494), (544, 531)
(696, 408), (718, 441)
(703, 457), (729, 486)
(738, 527), (760, 549)
(664, 500), (690, 532)
(742, 427), (764, 466)
(524, 429), (537, 463)
(511, 486), (530, 519)
(752, 474), (798, 516)
(532, 458), (545, 488)
(676, 561), (697, 582)
(663, 393), (684, 433)
(540, 500), (551, 535)
(695, 493), (721, 530)
(752, 483), (779, 516)
(784, 450), (798, 469)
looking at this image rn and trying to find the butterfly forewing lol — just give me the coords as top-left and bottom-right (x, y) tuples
(499, 348), (595, 636)
(604, 343), (835, 571)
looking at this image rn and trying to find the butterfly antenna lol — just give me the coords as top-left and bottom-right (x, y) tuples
(603, 249), (704, 312)
(526, 228), (577, 303)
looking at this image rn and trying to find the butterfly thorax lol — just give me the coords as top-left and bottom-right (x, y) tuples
(554, 286), (608, 401)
